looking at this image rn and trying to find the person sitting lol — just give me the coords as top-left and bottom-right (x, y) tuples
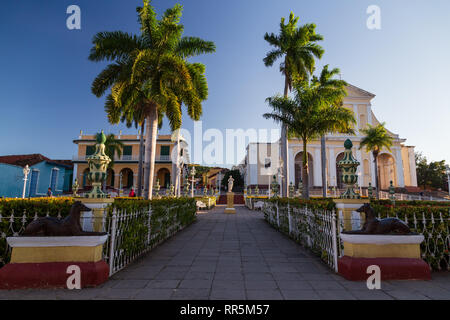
(47, 187), (53, 197)
(128, 188), (136, 197)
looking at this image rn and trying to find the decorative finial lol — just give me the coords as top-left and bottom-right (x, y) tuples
(338, 139), (360, 199)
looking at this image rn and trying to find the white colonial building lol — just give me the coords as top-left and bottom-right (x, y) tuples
(243, 85), (418, 192)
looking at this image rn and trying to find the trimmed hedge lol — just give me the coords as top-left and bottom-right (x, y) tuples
(0, 197), (196, 268)
(108, 197), (197, 254)
(264, 197), (449, 271)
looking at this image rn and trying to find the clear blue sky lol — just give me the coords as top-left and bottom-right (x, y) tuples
(1, 0), (449, 166)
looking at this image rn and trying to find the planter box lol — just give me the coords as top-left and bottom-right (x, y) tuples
(338, 234), (431, 281)
(0, 235), (109, 289)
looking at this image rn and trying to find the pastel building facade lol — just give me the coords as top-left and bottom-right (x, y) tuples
(0, 154), (73, 198)
(73, 133), (189, 192)
(243, 85), (418, 191)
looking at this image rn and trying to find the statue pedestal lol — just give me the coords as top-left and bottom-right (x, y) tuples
(333, 199), (370, 231)
(224, 192), (236, 214)
(338, 234), (430, 281)
(0, 236), (109, 289)
(79, 198), (114, 232)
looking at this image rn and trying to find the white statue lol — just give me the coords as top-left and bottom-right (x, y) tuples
(227, 176), (234, 192)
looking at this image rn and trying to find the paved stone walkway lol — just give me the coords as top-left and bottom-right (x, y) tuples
(1, 206), (449, 300)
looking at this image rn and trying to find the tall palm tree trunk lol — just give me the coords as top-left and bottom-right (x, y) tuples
(373, 151), (380, 200)
(320, 135), (327, 197)
(281, 74), (289, 197)
(137, 121), (145, 197)
(302, 141), (310, 199)
(143, 106), (158, 200)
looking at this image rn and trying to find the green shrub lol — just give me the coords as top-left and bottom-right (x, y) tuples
(0, 197), (75, 267)
(0, 197), (196, 268)
(265, 197), (449, 271)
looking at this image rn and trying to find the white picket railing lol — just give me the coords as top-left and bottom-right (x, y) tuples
(0, 203), (195, 275)
(103, 204), (194, 276)
(264, 202), (340, 272)
(264, 201), (450, 272)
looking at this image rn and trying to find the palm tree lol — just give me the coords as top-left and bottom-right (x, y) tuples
(264, 79), (355, 199)
(89, 0), (215, 199)
(312, 65), (348, 197)
(104, 133), (124, 167)
(359, 123), (394, 199)
(263, 12), (324, 197)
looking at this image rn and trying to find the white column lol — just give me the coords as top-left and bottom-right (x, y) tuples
(73, 163), (78, 183)
(249, 144), (258, 185)
(395, 147), (405, 187)
(288, 147), (295, 187)
(353, 104), (359, 134)
(355, 149), (362, 186)
(313, 148), (322, 187)
(408, 147), (418, 187)
(367, 104), (373, 125)
(329, 147), (336, 186)
(370, 152), (377, 188)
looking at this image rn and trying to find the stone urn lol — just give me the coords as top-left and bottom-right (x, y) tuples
(337, 139), (360, 199)
(86, 131), (111, 199)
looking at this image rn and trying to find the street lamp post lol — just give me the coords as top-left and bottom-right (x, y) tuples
(446, 165), (450, 197)
(119, 172), (123, 196)
(190, 166), (196, 198)
(22, 165), (30, 198)
(357, 172), (362, 196)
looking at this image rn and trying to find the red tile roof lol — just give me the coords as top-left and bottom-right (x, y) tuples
(0, 154), (73, 168)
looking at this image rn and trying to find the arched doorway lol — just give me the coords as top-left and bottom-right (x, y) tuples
(378, 153), (397, 190)
(106, 168), (115, 188)
(336, 152), (345, 189)
(82, 168), (91, 187)
(120, 168), (134, 189)
(294, 152), (314, 188)
(156, 168), (171, 188)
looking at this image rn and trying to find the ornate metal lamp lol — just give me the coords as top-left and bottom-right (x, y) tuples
(389, 181), (396, 201)
(271, 175), (279, 197)
(154, 179), (161, 198)
(289, 182), (294, 198)
(22, 165), (30, 199)
(190, 166), (196, 198)
(85, 131), (111, 199)
(183, 179), (190, 197)
(368, 182), (373, 199)
(337, 139), (360, 199)
(72, 178), (79, 197)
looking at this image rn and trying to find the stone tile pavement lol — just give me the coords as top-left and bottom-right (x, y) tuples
(1, 206), (449, 300)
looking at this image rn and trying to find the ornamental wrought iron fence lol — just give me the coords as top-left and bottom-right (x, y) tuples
(0, 203), (196, 275)
(375, 210), (449, 271)
(263, 202), (340, 272)
(263, 201), (449, 272)
(103, 203), (194, 276)
(0, 209), (65, 268)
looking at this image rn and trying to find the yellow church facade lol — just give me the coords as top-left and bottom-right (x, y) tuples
(244, 84), (418, 191)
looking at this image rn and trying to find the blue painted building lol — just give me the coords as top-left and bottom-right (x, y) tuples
(0, 154), (73, 198)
